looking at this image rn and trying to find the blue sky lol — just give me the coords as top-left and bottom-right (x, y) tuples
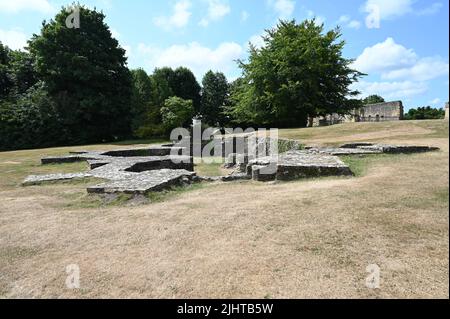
(0, 0), (448, 110)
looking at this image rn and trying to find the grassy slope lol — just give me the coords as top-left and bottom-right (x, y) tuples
(279, 119), (448, 145)
(0, 120), (448, 298)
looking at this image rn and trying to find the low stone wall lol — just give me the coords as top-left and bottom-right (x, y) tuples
(246, 151), (353, 182)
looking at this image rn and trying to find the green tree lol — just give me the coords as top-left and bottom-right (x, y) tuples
(172, 67), (201, 113)
(0, 82), (62, 151)
(200, 70), (229, 126)
(160, 96), (194, 129)
(138, 66), (200, 136)
(130, 68), (153, 132)
(28, 4), (132, 144)
(0, 43), (37, 98)
(404, 106), (445, 120)
(228, 19), (364, 127)
(150, 67), (175, 110)
(363, 95), (385, 105)
(150, 67), (200, 111)
(0, 42), (13, 98)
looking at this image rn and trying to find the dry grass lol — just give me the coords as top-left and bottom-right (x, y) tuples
(0, 120), (448, 299)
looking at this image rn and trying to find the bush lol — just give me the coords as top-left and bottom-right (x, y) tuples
(160, 96), (194, 130)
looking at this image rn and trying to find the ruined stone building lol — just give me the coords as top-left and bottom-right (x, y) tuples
(309, 101), (404, 126)
(353, 101), (404, 122)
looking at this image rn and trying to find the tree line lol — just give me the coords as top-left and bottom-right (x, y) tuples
(1, 5), (368, 151)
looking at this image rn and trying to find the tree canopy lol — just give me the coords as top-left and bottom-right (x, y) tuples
(228, 19), (364, 127)
(1, 11), (371, 151)
(363, 95), (385, 105)
(200, 70), (229, 126)
(28, 5), (132, 144)
(404, 106), (445, 120)
(130, 68), (154, 134)
(161, 96), (194, 129)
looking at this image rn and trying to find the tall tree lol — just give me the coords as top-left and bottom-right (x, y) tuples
(0, 42), (12, 98)
(0, 43), (37, 98)
(130, 68), (153, 133)
(8, 50), (38, 95)
(200, 70), (229, 126)
(229, 19), (364, 127)
(28, 5), (132, 144)
(151, 67), (175, 109)
(172, 67), (201, 113)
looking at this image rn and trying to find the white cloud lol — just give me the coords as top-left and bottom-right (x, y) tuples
(352, 38), (449, 82)
(347, 20), (362, 29)
(337, 15), (361, 29)
(268, 0), (295, 19)
(363, 0), (414, 20)
(382, 56), (449, 81)
(428, 98), (441, 105)
(249, 33), (265, 49)
(241, 10), (249, 22)
(338, 15), (350, 23)
(153, 0), (192, 30)
(362, 0), (443, 28)
(137, 41), (243, 80)
(0, 29), (28, 50)
(352, 37), (450, 100)
(353, 80), (428, 100)
(0, 0), (54, 13)
(352, 38), (418, 73)
(199, 0), (231, 27)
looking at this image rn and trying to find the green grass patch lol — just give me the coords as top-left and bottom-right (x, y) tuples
(194, 157), (225, 177)
(62, 183), (209, 209)
(340, 154), (401, 177)
(0, 161), (90, 188)
(195, 162), (223, 177)
(340, 155), (375, 177)
(62, 192), (136, 210)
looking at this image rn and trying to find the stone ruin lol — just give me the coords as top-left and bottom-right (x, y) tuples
(224, 141), (439, 182)
(309, 100), (404, 126)
(22, 138), (439, 196)
(23, 146), (196, 194)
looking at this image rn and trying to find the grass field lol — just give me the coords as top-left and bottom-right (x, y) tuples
(0, 120), (448, 298)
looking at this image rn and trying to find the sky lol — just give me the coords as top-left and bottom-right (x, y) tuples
(0, 0), (448, 110)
